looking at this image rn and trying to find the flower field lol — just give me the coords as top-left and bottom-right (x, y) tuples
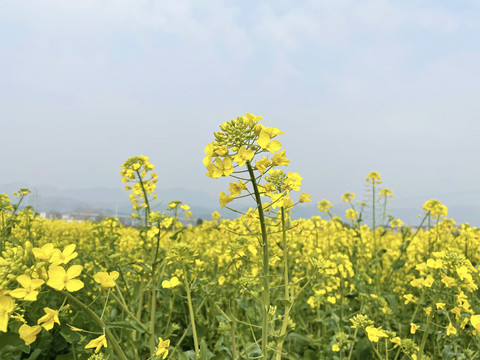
(1, 114), (480, 360)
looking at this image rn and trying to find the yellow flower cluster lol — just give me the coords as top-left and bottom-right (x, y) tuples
(120, 155), (158, 216)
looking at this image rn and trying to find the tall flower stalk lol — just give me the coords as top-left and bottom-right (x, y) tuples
(204, 113), (310, 359)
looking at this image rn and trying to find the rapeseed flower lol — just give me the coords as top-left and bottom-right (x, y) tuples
(156, 337), (170, 359)
(0, 295), (14, 332)
(85, 334), (107, 353)
(233, 146), (254, 167)
(365, 325), (388, 342)
(410, 323), (420, 334)
(94, 271), (119, 290)
(37, 307), (60, 330)
(219, 192), (234, 208)
(47, 265), (84, 292)
(446, 323), (457, 336)
(10, 275), (44, 301)
(18, 324), (42, 345)
(162, 277), (180, 289)
(50, 244), (78, 265)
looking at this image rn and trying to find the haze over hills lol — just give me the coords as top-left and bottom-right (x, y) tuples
(1, 182), (480, 227)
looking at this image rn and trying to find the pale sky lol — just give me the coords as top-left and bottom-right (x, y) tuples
(2, 0), (480, 209)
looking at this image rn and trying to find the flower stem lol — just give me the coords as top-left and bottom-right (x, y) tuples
(246, 161), (270, 359)
(57, 289), (127, 360)
(184, 265), (200, 358)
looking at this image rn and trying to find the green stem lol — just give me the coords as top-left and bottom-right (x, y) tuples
(372, 183), (376, 242)
(418, 300), (437, 357)
(184, 265), (200, 358)
(347, 328), (358, 360)
(246, 161), (270, 360)
(110, 290), (150, 334)
(275, 207), (290, 360)
(135, 169), (151, 227)
(57, 289), (127, 360)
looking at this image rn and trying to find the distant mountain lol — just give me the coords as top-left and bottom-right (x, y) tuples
(0, 182), (220, 220)
(1, 182), (480, 226)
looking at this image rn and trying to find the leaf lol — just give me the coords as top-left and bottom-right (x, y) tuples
(59, 325), (81, 344)
(199, 339), (214, 360)
(178, 350), (197, 360)
(0, 332), (29, 355)
(26, 349), (42, 360)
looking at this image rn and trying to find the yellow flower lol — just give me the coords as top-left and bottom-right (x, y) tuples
(18, 324), (42, 345)
(219, 192), (234, 208)
(156, 337), (170, 359)
(365, 171), (382, 185)
(470, 314), (480, 334)
(456, 266), (469, 280)
(213, 157), (234, 178)
(203, 143), (214, 166)
(211, 211), (221, 220)
(280, 172), (301, 192)
(379, 188), (394, 198)
(410, 278), (424, 288)
(10, 275), (45, 301)
(446, 322), (457, 336)
(436, 303), (446, 310)
(214, 145), (228, 157)
(37, 307), (60, 331)
(32, 243), (57, 262)
(390, 219), (404, 228)
(424, 307), (432, 316)
(257, 130), (282, 153)
(147, 226), (160, 240)
(50, 244), (78, 265)
(233, 146), (254, 167)
(365, 325), (388, 342)
(403, 294), (415, 305)
(162, 277), (181, 289)
(318, 200), (333, 213)
(255, 157), (272, 173)
(94, 271), (119, 290)
(299, 193), (311, 203)
(410, 323), (420, 334)
(47, 265), (84, 292)
(85, 334), (107, 353)
(441, 275), (456, 288)
(228, 181), (247, 197)
(390, 337), (401, 347)
(342, 192), (355, 202)
(271, 150), (289, 166)
(218, 276), (226, 285)
(423, 275), (434, 287)
(331, 343), (340, 352)
(307, 296), (316, 309)
(0, 295), (14, 332)
(345, 209), (357, 221)
(451, 306), (462, 319)
(422, 199), (447, 218)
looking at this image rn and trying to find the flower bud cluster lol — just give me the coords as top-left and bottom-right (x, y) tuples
(120, 155), (158, 214)
(0, 245), (29, 291)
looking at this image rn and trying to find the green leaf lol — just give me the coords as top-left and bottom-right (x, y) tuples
(199, 339), (214, 360)
(26, 349), (42, 360)
(59, 325), (81, 344)
(0, 332), (29, 355)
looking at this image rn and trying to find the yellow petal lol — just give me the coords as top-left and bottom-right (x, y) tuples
(66, 279), (84, 292)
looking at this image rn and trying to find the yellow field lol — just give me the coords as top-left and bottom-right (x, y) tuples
(1, 114), (480, 359)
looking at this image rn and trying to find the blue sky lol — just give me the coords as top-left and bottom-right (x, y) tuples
(1, 0), (480, 211)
